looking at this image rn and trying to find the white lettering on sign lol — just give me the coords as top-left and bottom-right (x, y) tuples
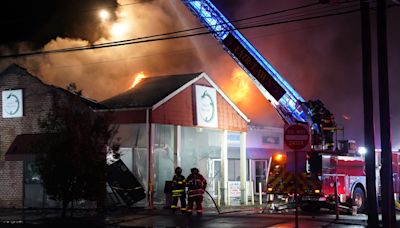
(285, 135), (309, 140)
(284, 124), (310, 151)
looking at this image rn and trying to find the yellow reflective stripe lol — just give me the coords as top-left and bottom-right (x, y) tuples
(171, 205), (177, 208)
(177, 181), (183, 184)
(172, 189), (184, 193)
(180, 208), (187, 211)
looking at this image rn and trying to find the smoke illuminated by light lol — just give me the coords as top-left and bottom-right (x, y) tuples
(130, 72), (146, 89)
(111, 22), (128, 38)
(230, 68), (250, 103)
(99, 9), (110, 22)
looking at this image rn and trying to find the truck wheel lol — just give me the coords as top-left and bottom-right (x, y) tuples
(353, 187), (366, 213)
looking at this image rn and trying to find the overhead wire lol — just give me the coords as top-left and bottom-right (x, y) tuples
(2, 0), (397, 59)
(44, 2), (365, 69)
(234, 1), (360, 27)
(0, 5), (363, 59)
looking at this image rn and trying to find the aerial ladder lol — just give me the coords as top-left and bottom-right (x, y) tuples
(181, 0), (336, 149)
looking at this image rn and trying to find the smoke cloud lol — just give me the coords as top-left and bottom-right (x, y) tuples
(1, 0), (202, 100)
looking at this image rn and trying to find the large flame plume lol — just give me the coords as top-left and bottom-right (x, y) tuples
(229, 68), (250, 103)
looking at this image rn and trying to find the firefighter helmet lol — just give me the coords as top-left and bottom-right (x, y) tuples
(175, 166), (182, 174)
(191, 168), (199, 174)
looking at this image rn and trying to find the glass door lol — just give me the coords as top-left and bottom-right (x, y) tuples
(209, 159), (221, 196)
(253, 160), (268, 194)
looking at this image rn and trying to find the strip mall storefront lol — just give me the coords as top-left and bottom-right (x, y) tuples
(100, 72), (251, 207)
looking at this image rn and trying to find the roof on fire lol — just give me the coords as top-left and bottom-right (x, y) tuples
(101, 73), (201, 109)
(100, 72), (250, 122)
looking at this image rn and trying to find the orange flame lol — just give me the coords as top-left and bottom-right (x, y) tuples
(230, 68), (250, 103)
(130, 72), (146, 89)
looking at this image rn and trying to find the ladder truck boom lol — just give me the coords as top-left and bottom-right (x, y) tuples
(182, 0), (336, 149)
(181, 0), (309, 125)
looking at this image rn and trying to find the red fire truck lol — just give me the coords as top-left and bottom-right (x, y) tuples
(266, 145), (400, 212)
(181, 0), (400, 212)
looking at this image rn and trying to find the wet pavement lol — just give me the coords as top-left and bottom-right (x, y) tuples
(111, 208), (370, 228)
(0, 206), (399, 227)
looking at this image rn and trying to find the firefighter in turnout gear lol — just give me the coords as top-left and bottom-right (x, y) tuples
(186, 168), (207, 215)
(171, 167), (187, 213)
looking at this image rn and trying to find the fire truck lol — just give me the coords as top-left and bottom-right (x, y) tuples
(181, 0), (400, 212)
(267, 147), (400, 212)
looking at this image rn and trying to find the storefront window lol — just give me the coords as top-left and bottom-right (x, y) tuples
(180, 127), (223, 202)
(153, 124), (175, 204)
(228, 159), (240, 181)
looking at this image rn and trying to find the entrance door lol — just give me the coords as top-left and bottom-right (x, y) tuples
(252, 160), (268, 194)
(209, 159), (221, 196)
(24, 161), (44, 208)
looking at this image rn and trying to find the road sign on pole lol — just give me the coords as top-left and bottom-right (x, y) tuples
(284, 124), (310, 228)
(284, 124), (310, 151)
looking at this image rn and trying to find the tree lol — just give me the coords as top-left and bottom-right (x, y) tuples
(34, 96), (117, 217)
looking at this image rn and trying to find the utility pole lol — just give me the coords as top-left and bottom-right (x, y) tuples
(376, 0), (396, 227)
(360, 0), (379, 227)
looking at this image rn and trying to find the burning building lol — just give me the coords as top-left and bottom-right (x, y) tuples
(0, 64), (284, 208)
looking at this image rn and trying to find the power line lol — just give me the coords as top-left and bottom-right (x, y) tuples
(41, 21), (341, 70)
(0, 1), (358, 54)
(0, 5), (359, 59)
(235, 1), (360, 27)
(1, 1), (325, 58)
(0, 7), (362, 59)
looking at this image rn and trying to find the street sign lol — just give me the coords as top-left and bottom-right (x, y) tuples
(284, 124), (310, 151)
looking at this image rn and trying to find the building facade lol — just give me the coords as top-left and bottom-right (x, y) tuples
(0, 64), (97, 208)
(100, 72), (250, 207)
(0, 65), (284, 208)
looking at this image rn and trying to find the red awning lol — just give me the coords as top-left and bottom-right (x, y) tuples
(5, 133), (54, 161)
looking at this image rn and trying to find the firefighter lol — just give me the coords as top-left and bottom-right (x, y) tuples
(171, 166), (187, 213)
(186, 168), (207, 215)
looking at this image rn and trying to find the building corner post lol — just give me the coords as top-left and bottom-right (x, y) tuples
(240, 132), (247, 205)
(221, 130), (228, 205)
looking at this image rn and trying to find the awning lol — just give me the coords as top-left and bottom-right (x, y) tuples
(5, 133), (54, 161)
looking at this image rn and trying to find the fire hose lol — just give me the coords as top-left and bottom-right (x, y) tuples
(205, 190), (280, 215)
(205, 190), (221, 214)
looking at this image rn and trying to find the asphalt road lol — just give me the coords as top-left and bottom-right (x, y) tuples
(113, 210), (371, 228)
(1, 207), (399, 227)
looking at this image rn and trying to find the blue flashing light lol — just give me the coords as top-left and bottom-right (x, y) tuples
(183, 0), (309, 123)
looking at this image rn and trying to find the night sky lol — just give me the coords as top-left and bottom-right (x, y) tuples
(0, 0), (399, 149)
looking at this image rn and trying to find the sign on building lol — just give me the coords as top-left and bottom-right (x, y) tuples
(2, 89), (23, 118)
(194, 85), (218, 128)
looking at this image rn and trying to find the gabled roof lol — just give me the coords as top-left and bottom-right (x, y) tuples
(101, 73), (202, 109)
(100, 72), (250, 122)
(0, 63), (104, 109)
